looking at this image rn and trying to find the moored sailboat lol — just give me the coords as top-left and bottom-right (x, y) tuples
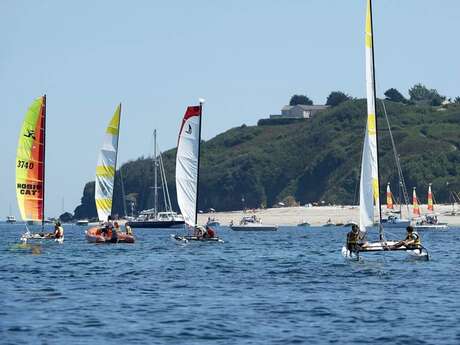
(16, 95), (64, 243)
(342, 0), (428, 260)
(173, 102), (223, 243)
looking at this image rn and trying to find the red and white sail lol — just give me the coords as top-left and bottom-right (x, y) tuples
(175, 105), (202, 228)
(412, 187), (421, 216)
(386, 183), (394, 209)
(427, 183), (434, 212)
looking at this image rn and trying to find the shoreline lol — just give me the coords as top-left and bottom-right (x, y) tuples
(198, 204), (460, 227)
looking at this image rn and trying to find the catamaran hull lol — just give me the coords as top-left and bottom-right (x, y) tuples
(341, 241), (429, 260)
(230, 225), (278, 231)
(127, 220), (184, 229)
(20, 233), (64, 244)
(172, 234), (224, 243)
(414, 224), (448, 231)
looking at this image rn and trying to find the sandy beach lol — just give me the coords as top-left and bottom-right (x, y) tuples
(198, 204), (460, 227)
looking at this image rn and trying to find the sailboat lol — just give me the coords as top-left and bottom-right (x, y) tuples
(85, 104), (134, 243)
(381, 182), (412, 228)
(16, 95), (63, 243)
(173, 102), (223, 243)
(413, 184), (448, 230)
(341, 0), (428, 259)
(127, 130), (185, 229)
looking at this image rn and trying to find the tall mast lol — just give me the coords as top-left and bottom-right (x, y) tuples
(368, 0), (383, 228)
(112, 102), (122, 217)
(194, 102), (203, 226)
(154, 129), (158, 219)
(42, 94), (46, 230)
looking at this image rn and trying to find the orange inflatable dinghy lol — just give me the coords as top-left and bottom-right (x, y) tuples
(85, 227), (135, 244)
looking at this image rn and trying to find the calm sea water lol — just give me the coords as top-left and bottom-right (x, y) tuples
(1, 223), (459, 345)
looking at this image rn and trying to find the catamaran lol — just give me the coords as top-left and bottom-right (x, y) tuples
(342, 0), (428, 260)
(173, 102), (223, 243)
(16, 95), (63, 243)
(85, 104), (134, 243)
(413, 184), (448, 230)
(381, 183), (412, 228)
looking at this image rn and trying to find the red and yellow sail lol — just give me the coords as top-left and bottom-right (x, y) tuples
(386, 183), (394, 209)
(427, 183), (434, 212)
(16, 96), (46, 221)
(412, 187), (421, 217)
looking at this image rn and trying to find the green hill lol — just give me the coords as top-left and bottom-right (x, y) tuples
(74, 100), (460, 219)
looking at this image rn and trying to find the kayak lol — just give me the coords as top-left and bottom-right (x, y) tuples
(85, 227), (135, 244)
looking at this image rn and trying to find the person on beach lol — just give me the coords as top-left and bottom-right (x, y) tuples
(392, 226), (421, 249)
(346, 224), (365, 252)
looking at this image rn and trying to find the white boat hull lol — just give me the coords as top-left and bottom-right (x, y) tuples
(172, 234), (224, 243)
(20, 232), (64, 244)
(414, 224), (448, 231)
(341, 241), (428, 260)
(230, 224), (278, 231)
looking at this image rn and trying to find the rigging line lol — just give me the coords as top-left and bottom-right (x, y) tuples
(119, 168), (128, 217)
(381, 99), (411, 218)
(159, 153), (167, 212)
(160, 151), (173, 213)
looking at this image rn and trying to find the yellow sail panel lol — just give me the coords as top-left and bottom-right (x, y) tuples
(95, 104), (121, 221)
(360, 0), (380, 231)
(16, 96), (46, 221)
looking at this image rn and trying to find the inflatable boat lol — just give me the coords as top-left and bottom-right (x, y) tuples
(85, 227), (135, 244)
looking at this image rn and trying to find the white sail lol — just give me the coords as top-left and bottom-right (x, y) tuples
(95, 104), (121, 221)
(176, 105), (202, 227)
(359, 0), (380, 231)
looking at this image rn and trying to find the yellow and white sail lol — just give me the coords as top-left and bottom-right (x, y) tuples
(359, 0), (380, 231)
(95, 104), (121, 221)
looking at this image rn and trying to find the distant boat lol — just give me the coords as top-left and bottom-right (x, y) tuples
(127, 130), (184, 229)
(173, 102), (223, 242)
(230, 215), (278, 231)
(413, 185), (448, 230)
(341, 0), (428, 260)
(297, 220), (310, 227)
(87, 103), (135, 243)
(16, 95), (63, 243)
(6, 216), (16, 223)
(76, 219), (89, 226)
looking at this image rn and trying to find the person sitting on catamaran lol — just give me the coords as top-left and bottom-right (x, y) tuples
(346, 225), (366, 253)
(393, 226), (421, 249)
(54, 222), (64, 239)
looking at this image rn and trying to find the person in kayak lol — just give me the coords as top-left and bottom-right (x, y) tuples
(393, 226), (421, 249)
(346, 224), (365, 252)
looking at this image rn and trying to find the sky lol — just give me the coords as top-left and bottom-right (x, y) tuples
(1, 0), (459, 219)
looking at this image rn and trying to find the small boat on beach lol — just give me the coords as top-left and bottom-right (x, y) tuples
(230, 215), (278, 231)
(412, 185), (448, 231)
(173, 102), (223, 243)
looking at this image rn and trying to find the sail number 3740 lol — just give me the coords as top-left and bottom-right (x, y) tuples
(17, 160), (34, 169)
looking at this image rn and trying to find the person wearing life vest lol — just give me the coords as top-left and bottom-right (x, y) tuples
(54, 222), (64, 239)
(346, 224), (364, 252)
(125, 225), (133, 235)
(394, 226), (421, 249)
(204, 226), (215, 239)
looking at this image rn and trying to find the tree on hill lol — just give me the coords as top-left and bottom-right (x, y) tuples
(289, 94), (313, 106)
(384, 88), (407, 103)
(409, 83), (445, 106)
(454, 97), (460, 104)
(326, 91), (351, 107)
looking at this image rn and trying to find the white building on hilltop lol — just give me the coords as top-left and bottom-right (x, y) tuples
(270, 104), (329, 120)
